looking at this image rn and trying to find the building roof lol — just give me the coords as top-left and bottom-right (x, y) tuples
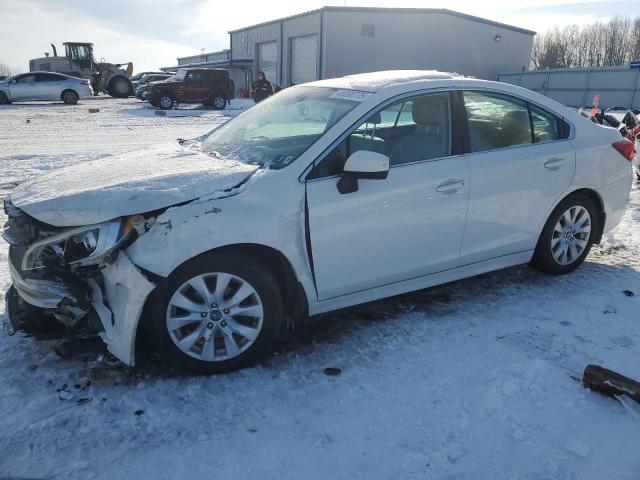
(304, 70), (463, 92)
(228, 6), (536, 36)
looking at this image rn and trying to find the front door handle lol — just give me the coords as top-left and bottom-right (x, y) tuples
(544, 158), (566, 170)
(436, 179), (465, 194)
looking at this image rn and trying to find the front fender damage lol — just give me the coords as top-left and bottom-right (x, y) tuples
(87, 251), (155, 365)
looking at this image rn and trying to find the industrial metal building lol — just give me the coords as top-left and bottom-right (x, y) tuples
(169, 7), (535, 91)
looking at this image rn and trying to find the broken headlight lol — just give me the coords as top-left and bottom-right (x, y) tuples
(22, 218), (135, 271)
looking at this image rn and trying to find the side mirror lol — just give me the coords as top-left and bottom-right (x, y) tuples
(337, 150), (389, 194)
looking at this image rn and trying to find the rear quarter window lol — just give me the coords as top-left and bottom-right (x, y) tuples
(206, 71), (229, 82)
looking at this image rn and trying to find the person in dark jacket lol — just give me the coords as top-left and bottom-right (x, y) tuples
(252, 71), (275, 103)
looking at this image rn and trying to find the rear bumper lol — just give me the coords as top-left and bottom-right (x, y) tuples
(601, 169), (633, 234)
(77, 85), (94, 99)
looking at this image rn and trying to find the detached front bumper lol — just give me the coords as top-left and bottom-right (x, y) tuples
(8, 260), (77, 309)
(7, 245), (156, 366)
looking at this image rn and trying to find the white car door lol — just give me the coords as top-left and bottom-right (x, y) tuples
(306, 91), (470, 300)
(459, 91), (576, 265)
(8, 74), (39, 100)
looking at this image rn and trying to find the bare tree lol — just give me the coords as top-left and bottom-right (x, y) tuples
(0, 60), (14, 77)
(531, 16), (640, 69)
(630, 17), (640, 61)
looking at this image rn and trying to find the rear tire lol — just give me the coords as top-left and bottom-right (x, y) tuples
(107, 76), (132, 98)
(210, 94), (227, 110)
(152, 254), (284, 374)
(0, 91), (9, 104)
(531, 193), (599, 275)
(61, 90), (79, 105)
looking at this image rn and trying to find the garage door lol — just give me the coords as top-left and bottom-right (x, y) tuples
(258, 41), (277, 83)
(290, 35), (317, 85)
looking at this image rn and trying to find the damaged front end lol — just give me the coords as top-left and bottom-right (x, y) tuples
(2, 199), (155, 365)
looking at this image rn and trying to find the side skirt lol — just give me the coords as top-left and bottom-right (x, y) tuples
(308, 250), (534, 316)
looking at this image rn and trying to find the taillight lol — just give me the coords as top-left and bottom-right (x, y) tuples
(612, 139), (635, 161)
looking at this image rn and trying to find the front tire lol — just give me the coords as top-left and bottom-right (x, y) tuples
(108, 76), (132, 98)
(158, 94), (174, 110)
(153, 254), (283, 373)
(531, 194), (599, 275)
(61, 90), (79, 105)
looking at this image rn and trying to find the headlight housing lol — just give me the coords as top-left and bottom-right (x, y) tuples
(22, 218), (135, 271)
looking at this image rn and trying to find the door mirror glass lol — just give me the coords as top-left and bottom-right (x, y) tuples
(338, 150), (389, 194)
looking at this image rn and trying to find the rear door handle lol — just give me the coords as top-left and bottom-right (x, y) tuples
(436, 179), (465, 194)
(544, 158), (566, 170)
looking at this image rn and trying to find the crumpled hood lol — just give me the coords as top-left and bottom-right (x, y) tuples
(10, 142), (258, 227)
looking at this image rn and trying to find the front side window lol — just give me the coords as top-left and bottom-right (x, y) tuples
(174, 69), (187, 81)
(14, 74), (36, 84)
(309, 91), (452, 178)
(463, 91), (532, 153)
(187, 71), (204, 82)
(201, 86), (360, 169)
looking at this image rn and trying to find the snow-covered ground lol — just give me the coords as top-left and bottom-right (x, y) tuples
(1, 97), (640, 480)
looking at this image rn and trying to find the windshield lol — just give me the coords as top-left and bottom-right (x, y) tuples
(201, 86), (361, 169)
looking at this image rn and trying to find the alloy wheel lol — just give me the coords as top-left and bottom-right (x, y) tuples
(551, 205), (591, 265)
(160, 96), (173, 109)
(166, 272), (264, 362)
(213, 96), (226, 109)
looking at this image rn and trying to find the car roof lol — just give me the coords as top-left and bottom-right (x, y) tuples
(17, 71), (71, 77)
(305, 70), (462, 92)
(179, 67), (228, 72)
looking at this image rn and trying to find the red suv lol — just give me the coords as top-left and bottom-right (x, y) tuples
(148, 68), (234, 110)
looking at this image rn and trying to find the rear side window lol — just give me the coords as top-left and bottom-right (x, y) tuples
(530, 105), (570, 142)
(37, 73), (65, 82)
(206, 70), (229, 82)
(463, 91), (532, 153)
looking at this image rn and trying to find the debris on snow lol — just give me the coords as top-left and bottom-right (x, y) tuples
(582, 364), (640, 404)
(564, 439), (590, 457)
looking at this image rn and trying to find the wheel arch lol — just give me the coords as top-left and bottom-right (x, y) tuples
(135, 243), (309, 362)
(544, 188), (606, 245)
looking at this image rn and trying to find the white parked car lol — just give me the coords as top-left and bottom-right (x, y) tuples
(0, 71), (93, 105)
(3, 71), (633, 373)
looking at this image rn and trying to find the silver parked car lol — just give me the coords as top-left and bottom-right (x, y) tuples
(0, 71), (93, 105)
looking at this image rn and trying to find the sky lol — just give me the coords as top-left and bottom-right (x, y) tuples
(0, 0), (638, 73)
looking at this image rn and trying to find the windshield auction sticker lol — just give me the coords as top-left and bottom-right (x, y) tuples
(330, 90), (373, 102)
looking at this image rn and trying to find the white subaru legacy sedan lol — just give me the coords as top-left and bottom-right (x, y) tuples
(3, 71), (633, 373)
